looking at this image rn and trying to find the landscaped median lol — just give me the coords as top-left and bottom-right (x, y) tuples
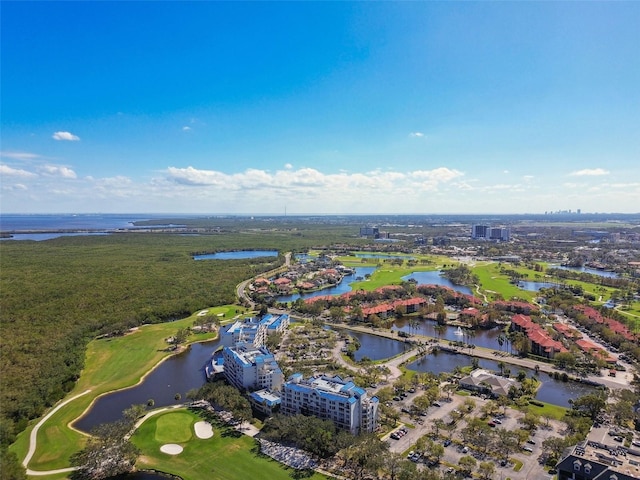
(10, 306), (242, 474)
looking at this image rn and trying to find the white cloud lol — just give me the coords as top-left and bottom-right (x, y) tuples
(165, 166), (463, 197)
(182, 126), (192, 131)
(167, 166), (228, 186)
(52, 131), (80, 141)
(0, 151), (41, 160)
(569, 168), (609, 176)
(284, 163), (293, 169)
(40, 164), (77, 178)
(0, 164), (37, 178)
(409, 132), (425, 137)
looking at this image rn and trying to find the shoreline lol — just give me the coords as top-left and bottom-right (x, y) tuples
(70, 333), (220, 432)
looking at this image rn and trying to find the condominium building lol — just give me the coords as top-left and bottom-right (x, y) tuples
(280, 374), (379, 435)
(222, 342), (284, 392)
(221, 314), (290, 348)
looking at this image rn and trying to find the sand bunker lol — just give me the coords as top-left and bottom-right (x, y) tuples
(160, 444), (183, 455)
(194, 421), (213, 439)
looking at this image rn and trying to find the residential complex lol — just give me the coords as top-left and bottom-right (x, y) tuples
(221, 342), (284, 392)
(221, 314), (290, 348)
(280, 374), (379, 435)
(510, 314), (568, 359)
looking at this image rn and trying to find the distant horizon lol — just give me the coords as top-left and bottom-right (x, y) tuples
(2, 2), (638, 214)
(2, 211), (639, 218)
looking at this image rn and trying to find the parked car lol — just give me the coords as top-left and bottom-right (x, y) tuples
(488, 421), (496, 427)
(432, 401), (441, 407)
(492, 418), (502, 424)
(527, 439), (536, 445)
(523, 446), (533, 452)
(443, 439), (452, 447)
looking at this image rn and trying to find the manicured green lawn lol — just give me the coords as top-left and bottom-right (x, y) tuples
(155, 411), (194, 443)
(524, 400), (568, 421)
(132, 409), (328, 480)
(11, 305), (248, 472)
(472, 263), (536, 302)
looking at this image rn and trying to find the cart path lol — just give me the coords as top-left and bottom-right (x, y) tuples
(23, 389), (92, 475)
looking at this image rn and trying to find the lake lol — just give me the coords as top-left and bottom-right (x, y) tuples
(276, 266), (377, 303)
(355, 253), (415, 260)
(194, 250), (278, 260)
(339, 329), (409, 361)
(519, 281), (557, 291)
(73, 339), (221, 433)
(550, 265), (619, 279)
(406, 351), (597, 407)
(401, 271), (472, 295)
(392, 319), (503, 350)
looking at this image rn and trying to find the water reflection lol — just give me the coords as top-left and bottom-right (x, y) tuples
(276, 267), (377, 303)
(401, 271), (472, 295)
(519, 281), (556, 291)
(74, 339), (220, 433)
(340, 329), (408, 361)
(551, 265), (619, 279)
(194, 250), (278, 260)
(406, 351), (596, 407)
(392, 319), (503, 350)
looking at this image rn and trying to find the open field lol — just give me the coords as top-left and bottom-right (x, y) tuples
(132, 409), (328, 480)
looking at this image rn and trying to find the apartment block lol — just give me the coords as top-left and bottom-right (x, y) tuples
(280, 374), (379, 435)
(222, 342), (284, 392)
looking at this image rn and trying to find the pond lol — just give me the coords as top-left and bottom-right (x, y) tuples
(110, 472), (177, 480)
(401, 271), (472, 295)
(551, 265), (619, 279)
(276, 266), (378, 303)
(194, 250), (278, 260)
(519, 281), (557, 291)
(354, 253), (415, 260)
(339, 329), (409, 361)
(73, 339), (221, 433)
(392, 319), (503, 350)
(406, 351), (597, 407)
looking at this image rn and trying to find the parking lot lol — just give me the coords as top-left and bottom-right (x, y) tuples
(384, 392), (562, 479)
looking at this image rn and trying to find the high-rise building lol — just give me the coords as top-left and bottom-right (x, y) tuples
(471, 224), (510, 241)
(471, 224), (490, 239)
(281, 374), (379, 435)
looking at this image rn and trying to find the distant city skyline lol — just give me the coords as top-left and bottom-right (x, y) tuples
(1, 2), (639, 214)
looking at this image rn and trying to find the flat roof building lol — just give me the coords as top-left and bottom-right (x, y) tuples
(222, 342), (283, 392)
(281, 374), (379, 435)
(221, 314), (290, 349)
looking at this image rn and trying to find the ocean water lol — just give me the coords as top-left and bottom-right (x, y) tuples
(0, 214), (149, 231)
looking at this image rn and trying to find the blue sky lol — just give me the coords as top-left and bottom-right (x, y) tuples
(1, 2), (639, 214)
